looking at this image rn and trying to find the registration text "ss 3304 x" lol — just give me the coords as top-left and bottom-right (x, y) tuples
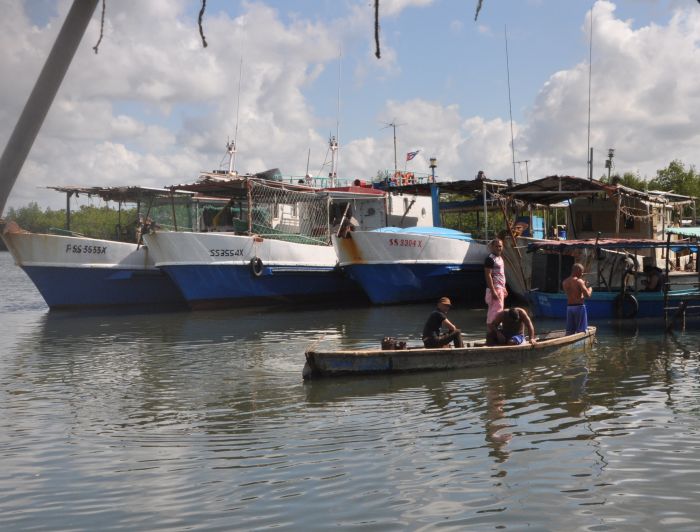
(388, 238), (423, 248)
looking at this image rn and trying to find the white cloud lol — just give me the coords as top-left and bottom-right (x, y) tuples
(3, 0), (700, 214)
(519, 0), (700, 180)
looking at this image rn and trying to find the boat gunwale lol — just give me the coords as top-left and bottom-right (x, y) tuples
(306, 327), (595, 358)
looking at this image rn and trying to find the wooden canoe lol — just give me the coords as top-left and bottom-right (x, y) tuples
(303, 326), (596, 379)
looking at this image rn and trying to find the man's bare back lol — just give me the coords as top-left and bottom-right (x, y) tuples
(562, 264), (593, 304)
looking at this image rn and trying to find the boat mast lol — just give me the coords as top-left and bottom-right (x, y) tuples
(505, 25), (516, 182)
(228, 57), (244, 176)
(329, 135), (338, 187)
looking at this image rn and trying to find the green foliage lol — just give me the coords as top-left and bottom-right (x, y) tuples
(647, 160), (700, 198)
(5, 203), (139, 241)
(600, 171), (648, 191)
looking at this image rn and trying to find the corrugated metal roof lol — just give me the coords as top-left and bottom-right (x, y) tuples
(504, 176), (614, 205)
(46, 185), (193, 203)
(527, 237), (698, 252)
(667, 227), (700, 238)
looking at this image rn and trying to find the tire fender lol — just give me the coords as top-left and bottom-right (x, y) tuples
(614, 292), (638, 319)
(250, 257), (264, 277)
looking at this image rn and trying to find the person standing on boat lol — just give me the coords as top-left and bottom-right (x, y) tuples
(562, 263), (593, 334)
(486, 307), (536, 346)
(484, 239), (507, 327)
(422, 297), (464, 348)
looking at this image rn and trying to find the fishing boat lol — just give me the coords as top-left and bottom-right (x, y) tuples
(333, 176), (508, 304)
(1, 186), (215, 309)
(303, 326), (596, 379)
(142, 170), (405, 309)
(502, 175), (696, 301)
(525, 234), (700, 320)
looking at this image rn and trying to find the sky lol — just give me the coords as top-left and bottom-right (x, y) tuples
(2, 0), (700, 210)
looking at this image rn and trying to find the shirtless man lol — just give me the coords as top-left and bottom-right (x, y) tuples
(486, 307), (536, 346)
(562, 263), (593, 335)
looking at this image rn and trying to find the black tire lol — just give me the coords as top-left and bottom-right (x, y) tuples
(614, 292), (638, 319)
(250, 257), (264, 277)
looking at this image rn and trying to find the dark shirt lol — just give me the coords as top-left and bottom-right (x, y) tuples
(422, 309), (447, 339)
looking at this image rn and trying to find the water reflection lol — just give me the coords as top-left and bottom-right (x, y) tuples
(4, 257), (700, 529)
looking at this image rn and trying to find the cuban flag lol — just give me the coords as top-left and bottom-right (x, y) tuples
(406, 150), (420, 161)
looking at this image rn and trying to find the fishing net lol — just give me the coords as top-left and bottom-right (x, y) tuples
(247, 180), (331, 245)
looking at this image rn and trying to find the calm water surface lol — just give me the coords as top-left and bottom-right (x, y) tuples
(1, 250), (700, 531)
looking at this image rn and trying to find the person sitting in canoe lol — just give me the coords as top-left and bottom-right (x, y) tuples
(422, 297), (464, 348)
(486, 307), (536, 346)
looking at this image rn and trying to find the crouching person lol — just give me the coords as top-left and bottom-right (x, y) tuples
(487, 307), (537, 346)
(422, 297), (464, 348)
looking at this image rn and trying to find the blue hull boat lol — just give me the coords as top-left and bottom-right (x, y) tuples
(334, 227), (489, 305)
(528, 289), (700, 319)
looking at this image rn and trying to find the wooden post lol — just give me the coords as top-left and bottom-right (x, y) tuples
(482, 181), (488, 241)
(615, 195), (621, 237)
(0, 0), (99, 216)
(65, 191), (71, 231)
(664, 231), (671, 328)
(170, 191), (178, 232)
(247, 179), (253, 234)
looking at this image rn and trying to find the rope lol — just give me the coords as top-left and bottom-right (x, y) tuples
(474, 0), (484, 21)
(374, 0), (380, 59)
(198, 0), (208, 48)
(92, 0), (106, 54)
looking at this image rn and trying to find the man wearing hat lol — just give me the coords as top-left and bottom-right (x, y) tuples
(422, 297), (464, 348)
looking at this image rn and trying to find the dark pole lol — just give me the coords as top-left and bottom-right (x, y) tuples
(0, 0), (99, 216)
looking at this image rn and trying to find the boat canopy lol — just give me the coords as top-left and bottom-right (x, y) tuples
(374, 177), (509, 196)
(373, 226), (472, 241)
(666, 227), (700, 238)
(46, 185), (194, 203)
(504, 175), (697, 208)
(527, 237), (699, 253)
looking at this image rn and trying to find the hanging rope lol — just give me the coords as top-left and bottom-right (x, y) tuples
(93, 0), (106, 54)
(198, 0), (208, 48)
(474, 0), (484, 21)
(374, 0), (380, 59)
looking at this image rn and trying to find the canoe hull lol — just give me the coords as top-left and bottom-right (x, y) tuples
(304, 327), (596, 379)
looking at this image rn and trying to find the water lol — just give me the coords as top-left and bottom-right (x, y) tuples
(1, 250), (700, 531)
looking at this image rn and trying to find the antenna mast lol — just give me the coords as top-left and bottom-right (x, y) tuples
(228, 57), (244, 175)
(505, 25), (516, 182)
(382, 121), (403, 175)
(333, 46), (341, 185)
(587, 3), (594, 180)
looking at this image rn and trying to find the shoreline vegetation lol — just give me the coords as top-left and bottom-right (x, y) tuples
(1, 160), (698, 242)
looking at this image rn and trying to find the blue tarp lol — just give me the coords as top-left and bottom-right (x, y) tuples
(373, 226), (473, 242)
(667, 227), (700, 238)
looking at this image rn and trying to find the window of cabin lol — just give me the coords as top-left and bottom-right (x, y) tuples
(581, 212), (593, 231)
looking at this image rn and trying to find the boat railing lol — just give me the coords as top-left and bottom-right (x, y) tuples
(49, 227), (84, 237)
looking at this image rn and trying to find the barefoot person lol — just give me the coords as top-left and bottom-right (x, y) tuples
(484, 239), (507, 328)
(486, 307), (536, 346)
(562, 263), (593, 335)
(422, 297), (464, 348)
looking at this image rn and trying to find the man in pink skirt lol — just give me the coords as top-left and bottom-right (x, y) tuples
(484, 238), (507, 326)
